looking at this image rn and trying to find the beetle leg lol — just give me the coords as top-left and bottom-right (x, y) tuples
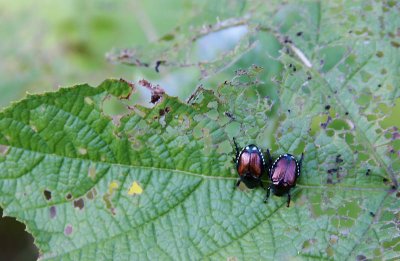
(266, 149), (272, 166)
(298, 152), (304, 177)
(259, 181), (266, 190)
(287, 193), (291, 207)
(233, 137), (240, 159)
(235, 179), (241, 189)
(264, 186), (271, 203)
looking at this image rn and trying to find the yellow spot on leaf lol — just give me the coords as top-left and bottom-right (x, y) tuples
(128, 181), (143, 195)
(84, 97), (94, 105)
(109, 181), (119, 194)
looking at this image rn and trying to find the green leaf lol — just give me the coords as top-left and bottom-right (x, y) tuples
(1, 1), (400, 260)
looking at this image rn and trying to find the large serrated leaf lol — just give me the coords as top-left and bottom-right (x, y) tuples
(1, 0), (400, 260)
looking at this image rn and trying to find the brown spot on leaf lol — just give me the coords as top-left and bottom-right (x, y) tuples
(50, 206), (56, 219)
(103, 194), (116, 215)
(64, 225), (73, 236)
(325, 105), (331, 110)
(391, 41), (400, 48)
(66, 193), (72, 200)
(366, 169), (371, 176)
(159, 107), (171, 116)
(43, 190), (52, 201)
(150, 89), (165, 103)
(86, 189), (97, 200)
(329, 235), (338, 245)
(356, 254), (367, 261)
(73, 198), (84, 210)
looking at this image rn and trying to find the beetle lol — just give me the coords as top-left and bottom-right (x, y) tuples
(264, 152), (304, 207)
(233, 138), (266, 189)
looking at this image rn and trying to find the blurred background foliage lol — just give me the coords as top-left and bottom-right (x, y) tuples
(0, 0), (200, 109)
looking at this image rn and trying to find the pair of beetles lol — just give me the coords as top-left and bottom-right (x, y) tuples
(234, 138), (304, 207)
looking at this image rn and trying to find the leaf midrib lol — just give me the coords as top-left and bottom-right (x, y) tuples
(2, 142), (389, 211)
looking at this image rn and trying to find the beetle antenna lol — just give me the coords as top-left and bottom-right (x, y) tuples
(299, 152), (304, 168)
(266, 149), (272, 165)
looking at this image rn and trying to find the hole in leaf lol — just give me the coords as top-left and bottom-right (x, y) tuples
(197, 26), (248, 61)
(138, 79), (165, 104)
(102, 95), (129, 117)
(43, 190), (52, 201)
(66, 193), (72, 200)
